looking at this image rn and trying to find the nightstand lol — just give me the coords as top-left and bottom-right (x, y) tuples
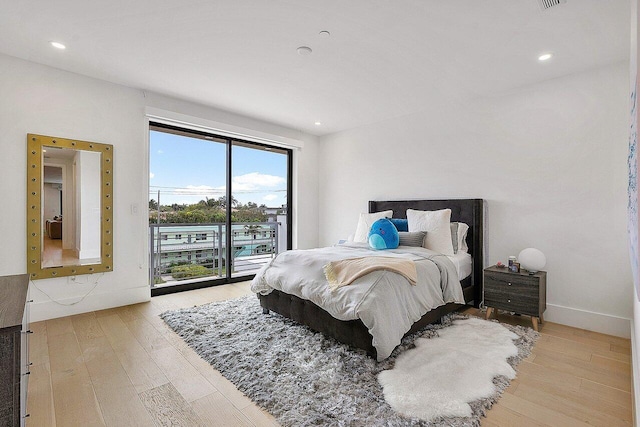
(483, 265), (547, 331)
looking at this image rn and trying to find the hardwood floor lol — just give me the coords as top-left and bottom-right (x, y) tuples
(27, 282), (633, 426)
(466, 308), (633, 427)
(41, 236), (100, 268)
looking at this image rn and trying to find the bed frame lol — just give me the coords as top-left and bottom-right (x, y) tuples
(258, 199), (484, 359)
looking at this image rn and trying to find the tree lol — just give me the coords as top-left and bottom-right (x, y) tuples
(207, 210), (226, 223)
(205, 197), (218, 208)
(149, 197), (266, 224)
(218, 195), (238, 209)
(233, 209), (267, 223)
(244, 224), (262, 238)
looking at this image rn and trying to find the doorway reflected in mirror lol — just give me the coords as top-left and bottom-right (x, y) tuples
(41, 147), (102, 268)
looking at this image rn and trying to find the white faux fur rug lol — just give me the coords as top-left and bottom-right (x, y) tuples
(378, 317), (519, 421)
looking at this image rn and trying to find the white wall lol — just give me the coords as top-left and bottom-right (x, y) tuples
(77, 150), (101, 260)
(629, 0), (640, 422)
(0, 53), (319, 321)
(43, 184), (61, 220)
(319, 62), (632, 337)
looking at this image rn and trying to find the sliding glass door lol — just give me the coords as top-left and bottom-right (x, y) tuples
(148, 123), (291, 295)
(230, 141), (289, 277)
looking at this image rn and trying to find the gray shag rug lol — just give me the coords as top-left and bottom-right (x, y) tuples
(160, 296), (538, 427)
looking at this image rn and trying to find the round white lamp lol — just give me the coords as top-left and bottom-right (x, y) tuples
(518, 248), (546, 274)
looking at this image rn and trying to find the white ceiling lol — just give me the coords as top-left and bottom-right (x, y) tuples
(0, 0), (629, 136)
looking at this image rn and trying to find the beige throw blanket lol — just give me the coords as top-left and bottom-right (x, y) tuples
(324, 256), (417, 291)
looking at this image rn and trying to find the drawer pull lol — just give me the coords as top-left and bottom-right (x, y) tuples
(508, 282), (512, 286)
(507, 299), (511, 303)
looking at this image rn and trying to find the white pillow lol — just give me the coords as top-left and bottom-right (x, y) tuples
(407, 208), (455, 255)
(457, 222), (470, 253)
(450, 222), (470, 253)
(353, 210), (393, 243)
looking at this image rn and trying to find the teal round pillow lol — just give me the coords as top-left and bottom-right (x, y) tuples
(368, 218), (399, 250)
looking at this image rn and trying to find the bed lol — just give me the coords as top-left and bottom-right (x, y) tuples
(252, 199), (484, 360)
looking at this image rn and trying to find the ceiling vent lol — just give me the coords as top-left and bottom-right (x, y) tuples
(537, 0), (566, 10)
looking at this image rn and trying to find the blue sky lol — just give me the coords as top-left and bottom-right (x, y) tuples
(149, 131), (287, 207)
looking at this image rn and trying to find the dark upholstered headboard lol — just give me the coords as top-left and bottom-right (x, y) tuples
(369, 199), (484, 307)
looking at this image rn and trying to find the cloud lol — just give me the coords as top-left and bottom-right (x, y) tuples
(149, 172), (155, 179)
(170, 173), (284, 203)
(231, 172), (285, 191)
(157, 150), (164, 154)
(173, 185), (224, 197)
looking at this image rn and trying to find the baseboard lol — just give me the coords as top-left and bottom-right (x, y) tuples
(30, 285), (151, 322)
(544, 303), (631, 338)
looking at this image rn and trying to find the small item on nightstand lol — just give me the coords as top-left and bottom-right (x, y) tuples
(508, 256), (516, 270)
(513, 262), (520, 273)
(496, 261), (505, 268)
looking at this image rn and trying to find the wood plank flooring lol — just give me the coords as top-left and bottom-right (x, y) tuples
(26, 282), (633, 426)
(41, 236), (89, 268)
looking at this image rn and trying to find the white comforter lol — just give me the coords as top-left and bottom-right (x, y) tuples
(251, 242), (465, 360)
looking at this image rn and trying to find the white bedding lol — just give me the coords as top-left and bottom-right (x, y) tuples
(447, 251), (472, 281)
(251, 242), (465, 360)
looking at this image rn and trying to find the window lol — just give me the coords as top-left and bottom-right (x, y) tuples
(149, 122), (292, 295)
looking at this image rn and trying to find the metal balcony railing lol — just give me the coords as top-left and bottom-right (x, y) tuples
(149, 222), (278, 288)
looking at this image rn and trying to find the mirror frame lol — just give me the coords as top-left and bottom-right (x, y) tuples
(27, 134), (114, 279)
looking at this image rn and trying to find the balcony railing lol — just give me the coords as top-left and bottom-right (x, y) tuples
(149, 222), (279, 288)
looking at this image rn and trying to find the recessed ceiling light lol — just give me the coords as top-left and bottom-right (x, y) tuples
(50, 41), (66, 50)
(538, 53), (552, 61)
(314, 122), (321, 126)
(319, 31), (330, 37)
(297, 46), (312, 55)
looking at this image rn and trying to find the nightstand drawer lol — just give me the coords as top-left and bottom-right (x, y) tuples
(484, 293), (539, 316)
(484, 273), (539, 299)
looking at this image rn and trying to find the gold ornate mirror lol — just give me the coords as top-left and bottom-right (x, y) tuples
(27, 134), (113, 279)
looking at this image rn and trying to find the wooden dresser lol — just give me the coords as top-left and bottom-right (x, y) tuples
(0, 274), (30, 427)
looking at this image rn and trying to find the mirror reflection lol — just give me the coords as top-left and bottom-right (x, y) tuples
(42, 147), (102, 268)
(27, 134), (113, 280)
